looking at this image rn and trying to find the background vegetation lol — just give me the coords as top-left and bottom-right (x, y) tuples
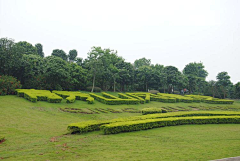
(1, 37), (239, 98)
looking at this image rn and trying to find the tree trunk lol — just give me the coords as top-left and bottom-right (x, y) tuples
(146, 83), (148, 92)
(91, 74), (95, 92)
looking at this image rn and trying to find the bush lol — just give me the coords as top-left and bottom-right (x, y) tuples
(66, 95), (76, 103)
(101, 116), (240, 134)
(102, 92), (119, 99)
(142, 108), (164, 115)
(68, 111), (240, 134)
(0, 75), (22, 96)
(86, 86), (102, 92)
(148, 90), (160, 94)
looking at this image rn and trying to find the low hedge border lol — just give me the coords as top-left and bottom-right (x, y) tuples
(67, 111), (240, 134)
(126, 93), (145, 104)
(102, 92), (119, 99)
(142, 108), (167, 115)
(101, 116), (240, 134)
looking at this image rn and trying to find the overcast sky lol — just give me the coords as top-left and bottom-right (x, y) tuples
(0, 0), (239, 83)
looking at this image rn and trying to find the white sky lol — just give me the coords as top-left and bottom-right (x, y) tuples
(0, 0), (239, 83)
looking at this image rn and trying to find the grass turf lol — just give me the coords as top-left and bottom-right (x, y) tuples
(1, 95), (240, 160)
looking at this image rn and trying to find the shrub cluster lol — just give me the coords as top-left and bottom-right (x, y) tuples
(0, 75), (22, 96)
(16, 89), (62, 103)
(67, 111), (240, 134)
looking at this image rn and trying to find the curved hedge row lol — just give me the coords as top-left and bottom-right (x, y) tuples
(67, 111), (240, 134)
(101, 116), (240, 134)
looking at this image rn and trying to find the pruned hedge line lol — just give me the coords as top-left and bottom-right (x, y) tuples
(16, 89), (62, 103)
(142, 108), (167, 115)
(89, 93), (139, 105)
(67, 111), (240, 134)
(52, 91), (94, 104)
(101, 116), (240, 134)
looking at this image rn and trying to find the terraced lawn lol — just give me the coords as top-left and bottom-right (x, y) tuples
(1, 95), (240, 160)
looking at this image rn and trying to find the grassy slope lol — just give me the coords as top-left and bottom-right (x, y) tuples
(0, 95), (240, 160)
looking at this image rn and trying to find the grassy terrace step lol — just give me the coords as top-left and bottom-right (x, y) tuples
(101, 116), (240, 134)
(68, 111), (240, 134)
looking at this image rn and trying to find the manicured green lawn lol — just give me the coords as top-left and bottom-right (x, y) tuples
(1, 95), (240, 160)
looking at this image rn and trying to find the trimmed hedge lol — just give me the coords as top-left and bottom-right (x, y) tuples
(142, 108), (165, 115)
(101, 116), (240, 134)
(89, 93), (139, 105)
(53, 91), (94, 104)
(126, 93), (145, 104)
(67, 111), (240, 134)
(17, 89), (62, 103)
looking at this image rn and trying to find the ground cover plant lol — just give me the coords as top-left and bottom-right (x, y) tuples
(1, 94), (240, 160)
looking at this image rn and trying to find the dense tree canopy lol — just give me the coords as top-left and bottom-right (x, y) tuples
(0, 37), (239, 98)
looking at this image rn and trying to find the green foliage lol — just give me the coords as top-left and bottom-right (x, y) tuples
(142, 108), (164, 115)
(52, 91), (94, 104)
(35, 43), (44, 57)
(44, 56), (70, 90)
(216, 71), (232, 98)
(68, 49), (78, 62)
(68, 111), (240, 134)
(0, 38), (23, 77)
(52, 49), (68, 61)
(0, 75), (22, 95)
(134, 57), (151, 69)
(89, 93), (140, 105)
(15, 41), (38, 55)
(101, 116), (240, 134)
(16, 89), (62, 103)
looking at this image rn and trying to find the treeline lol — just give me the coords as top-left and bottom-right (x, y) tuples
(0, 37), (239, 99)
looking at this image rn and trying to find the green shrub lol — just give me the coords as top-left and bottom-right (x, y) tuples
(68, 111), (240, 134)
(66, 95), (76, 103)
(101, 116), (240, 134)
(142, 108), (163, 115)
(126, 93), (145, 104)
(0, 75), (22, 96)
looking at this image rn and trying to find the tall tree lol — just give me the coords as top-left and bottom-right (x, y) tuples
(52, 49), (68, 61)
(216, 71), (232, 98)
(68, 49), (78, 62)
(85, 47), (104, 92)
(183, 62), (208, 93)
(15, 41), (38, 55)
(234, 82), (240, 99)
(44, 56), (70, 90)
(162, 66), (181, 93)
(35, 43), (44, 57)
(0, 38), (23, 78)
(134, 57), (151, 69)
